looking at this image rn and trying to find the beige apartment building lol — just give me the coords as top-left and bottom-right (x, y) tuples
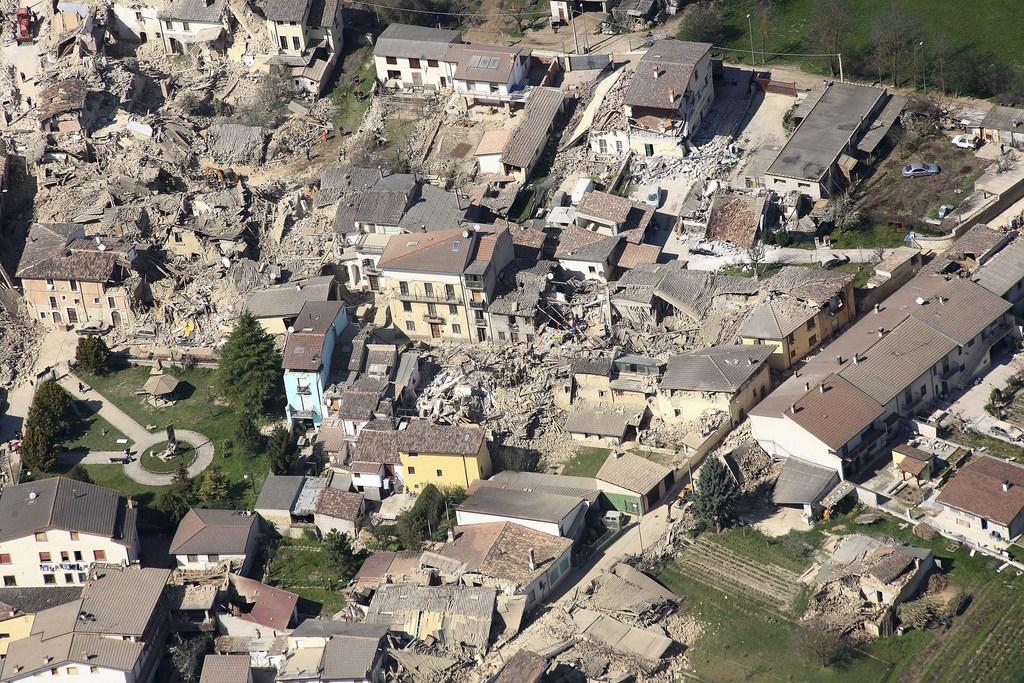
(16, 223), (149, 330)
(0, 478), (140, 588)
(377, 226), (514, 343)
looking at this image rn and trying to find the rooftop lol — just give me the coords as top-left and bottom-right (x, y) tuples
(564, 406), (639, 438)
(596, 451), (672, 494)
(365, 584), (496, 651)
(245, 275), (338, 320)
(314, 488), (364, 521)
(784, 375), (884, 451)
(938, 455), (1024, 526)
(501, 87), (564, 169)
(254, 474), (305, 512)
(169, 509), (257, 555)
(662, 345), (773, 393)
(436, 521), (572, 587)
(374, 23), (462, 61)
(457, 486), (584, 524)
(766, 82), (885, 182)
(227, 574), (297, 632)
(199, 655), (251, 683)
(0, 477), (136, 547)
(624, 39), (710, 111)
(448, 43), (530, 85)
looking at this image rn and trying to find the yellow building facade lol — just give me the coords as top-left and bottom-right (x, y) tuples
(0, 613), (33, 657)
(400, 440), (491, 493)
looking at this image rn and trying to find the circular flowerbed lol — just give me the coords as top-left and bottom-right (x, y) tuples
(140, 442), (198, 474)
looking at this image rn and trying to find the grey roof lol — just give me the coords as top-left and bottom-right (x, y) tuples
(322, 632), (385, 679)
(0, 588), (82, 615)
(501, 87), (564, 169)
(786, 375), (884, 451)
(397, 184), (468, 233)
(572, 356), (612, 376)
(293, 300), (345, 334)
(564, 407), (637, 438)
(559, 233), (623, 263)
(738, 298), (817, 339)
(766, 82), (885, 182)
(374, 23), (462, 61)
(245, 275), (337, 319)
(293, 477), (327, 516)
(169, 509), (257, 555)
(77, 567), (171, 636)
(596, 451), (671, 495)
(981, 104), (1024, 132)
(974, 238), (1024, 297)
(317, 166), (380, 207)
(480, 471), (602, 502)
(0, 478), (135, 546)
(624, 39), (710, 110)
(857, 94), (907, 154)
(290, 619), (389, 639)
(773, 457), (838, 505)
(160, 0), (225, 21)
(365, 584), (495, 650)
(255, 475), (305, 512)
(767, 266), (854, 305)
(457, 486), (583, 524)
(261, 0), (309, 22)
(306, 0), (340, 27)
(200, 655), (251, 683)
(662, 345), (773, 392)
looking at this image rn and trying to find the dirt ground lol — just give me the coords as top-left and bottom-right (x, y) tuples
(856, 132), (987, 227)
(730, 91), (794, 183)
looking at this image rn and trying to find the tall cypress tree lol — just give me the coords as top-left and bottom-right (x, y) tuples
(216, 311), (283, 415)
(691, 457), (741, 533)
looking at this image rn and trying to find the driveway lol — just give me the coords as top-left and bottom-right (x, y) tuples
(945, 349), (1024, 443)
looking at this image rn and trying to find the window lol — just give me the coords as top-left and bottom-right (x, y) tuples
(186, 554), (199, 563)
(598, 138), (607, 154)
(407, 466), (416, 475)
(0, 554), (8, 564)
(424, 283), (434, 296)
(498, 331), (506, 341)
(452, 324), (462, 335)
(64, 573), (73, 584)
(73, 551), (82, 561)
(427, 59), (438, 67)
(436, 469), (443, 477)
(409, 58), (421, 69)
(34, 532), (47, 542)
(399, 281), (409, 295)
(70, 531), (79, 541)
(0, 633), (8, 640)
(279, 36), (287, 49)
(449, 304), (458, 315)
(408, 451), (417, 458)
(43, 574), (56, 585)
(207, 554), (220, 562)
(806, 318), (816, 331)
(61, 551), (69, 562)
(427, 302), (438, 317)
(402, 301), (412, 313)
(615, 140), (625, 154)
(920, 385), (927, 397)
(386, 56), (397, 65)
(588, 266), (596, 273)
(1, 576), (13, 586)
(39, 551), (51, 562)
(66, 667), (78, 675)
(808, 335), (817, 347)
(445, 284), (455, 299)
(164, 19), (173, 29)
(903, 387), (913, 404)
(93, 549), (106, 561)
(48, 296), (57, 308)
(182, 21), (190, 30)
(292, 36), (300, 50)
(92, 297), (100, 305)
(405, 320), (416, 331)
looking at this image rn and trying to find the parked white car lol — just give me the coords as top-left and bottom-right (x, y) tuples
(951, 134), (979, 150)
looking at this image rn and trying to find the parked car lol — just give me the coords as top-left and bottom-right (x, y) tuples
(990, 425), (1022, 442)
(688, 245), (717, 256)
(818, 255), (850, 269)
(641, 184), (661, 208)
(951, 134), (979, 150)
(902, 162), (940, 178)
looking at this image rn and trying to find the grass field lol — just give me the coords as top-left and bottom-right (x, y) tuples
(266, 539), (348, 617)
(73, 365), (269, 509)
(710, 1), (1024, 86)
(140, 442), (197, 474)
(561, 447), (611, 477)
(60, 407), (127, 453)
(947, 428), (1024, 463)
(660, 507), (1024, 682)
(329, 48), (375, 134)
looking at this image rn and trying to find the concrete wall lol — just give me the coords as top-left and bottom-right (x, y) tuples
(374, 55), (456, 90)
(0, 529), (138, 588)
(399, 440), (491, 492)
(24, 277), (135, 329)
(455, 510), (563, 537)
(654, 364), (770, 426)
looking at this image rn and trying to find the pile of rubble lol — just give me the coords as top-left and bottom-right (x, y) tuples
(0, 304), (42, 389)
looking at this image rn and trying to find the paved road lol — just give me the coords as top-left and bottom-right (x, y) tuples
(946, 349), (1024, 443)
(56, 373), (214, 485)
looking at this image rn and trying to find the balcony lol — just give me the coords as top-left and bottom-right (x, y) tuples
(40, 561), (88, 572)
(474, 317), (488, 327)
(397, 291), (460, 304)
(422, 312), (445, 324)
(465, 277), (484, 291)
(469, 299), (486, 310)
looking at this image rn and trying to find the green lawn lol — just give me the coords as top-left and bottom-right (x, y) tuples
(947, 428), (1024, 464)
(561, 447), (611, 477)
(709, 1), (1024, 95)
(329, 52), (375, 134)
(827, 224), (910, 250)
(266, 539), (348, 617)
(711, 523), (824, 574)
(74, 365), (269, 508)
(60, 407), (127, 453)
(140, 442), (197, 474)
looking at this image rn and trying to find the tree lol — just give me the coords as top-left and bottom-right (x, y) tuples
(397, 484), (444, 549)
(235, 414), (263, 459)
(809, 0), (849, 77)
(216, 311), (283, 415)
(324, 530), (369, 581)
(74, 335), (110, 374)
(677, 3), (725, 46)
(196, 467), (231, 508)
(898, 597), (942, 630)
(167, 633), (212, 683)
(268, 426), (295, 475)
(746, 241), (767, 280)
(690, 457), (740, 532)
(160, 490), (192, 526)
(755, 2), (775, 65)
(172, 460), (193, 497)
(21, 381), (71, 474)
(823, 194), (863, 232)
(65, 464), (94, 484)
(798, 621), (846, 668)
(508, 3), (530, 34)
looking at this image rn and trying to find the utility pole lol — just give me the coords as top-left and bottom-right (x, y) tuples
(746, 13), (754, 67)
(569, 5), (580, 55)
(581, 11), (589, 54)
(838, 53), (844, 83)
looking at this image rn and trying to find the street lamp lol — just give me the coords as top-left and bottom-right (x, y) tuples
(746, 14), (754, 67)
(919, 41), (926, 90)
(243, 473), (257, 500)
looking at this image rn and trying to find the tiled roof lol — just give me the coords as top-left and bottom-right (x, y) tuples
(501, 87), (564, 169)
(260, 0), (308, 22)
(227, 574), (297, 631)
(200, 655), (251, 683)
(448, 43), (529, 84)
(365, 584), (495, 650)
(292, 301), (344, 334)
(169, 509), (257, 555)
(938, 455), (1024, 526)
(374, 23), (462, 61)
(0, 478), (135, 546)
(314, 488), (364, 521)
(282, 332), (326, 371)
(160, 0), (225, 21)
(784, 375), (884, 451)
(437, 521), (571, 586)
(624, 39), (710, 110)
(245, 275), (337, 319)
(974, 238), (1024, 297)
(322, 632), (385, 679)
(738, 298), (818, 339)
(766, 266), (854, 305)
(662, 345), (773, 392)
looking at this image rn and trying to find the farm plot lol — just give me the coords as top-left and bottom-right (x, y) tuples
(675, 537), (803, 614)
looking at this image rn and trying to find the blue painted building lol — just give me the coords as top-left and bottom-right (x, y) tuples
(283, 300), (348, 426)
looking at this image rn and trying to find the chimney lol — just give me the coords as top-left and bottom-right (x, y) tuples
(938, 295), (946, 304)
(836, 355), (843, 365)
(853, 354), (860, 365)
(878, 328), (885, 338)
(790, 402), (797, 413)
(873, 303), (880, 313)
(819, 383), (826, 393)
(1004, 480), (1011, 492)
(804, 382), (810, 391)
(652, 65), (659, 79)
(527, 548), (536, 571)
(668, 87), (676, 103)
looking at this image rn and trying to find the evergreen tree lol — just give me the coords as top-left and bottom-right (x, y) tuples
(324, 530), (369, 581)
(172, 460), (192, 497)
(160, 490), (192, 526)
(21, 382), (71, 474)
(691, 457), (740, 533)
(65, 464), (94, 484)
(20, 425), (57, 473)
(74, 335), (111, 374)
(267, 426), (294, 475)
(196, 467), (231, 508)
(235, 414), (263, 459)
(216, 312), (283, 415)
